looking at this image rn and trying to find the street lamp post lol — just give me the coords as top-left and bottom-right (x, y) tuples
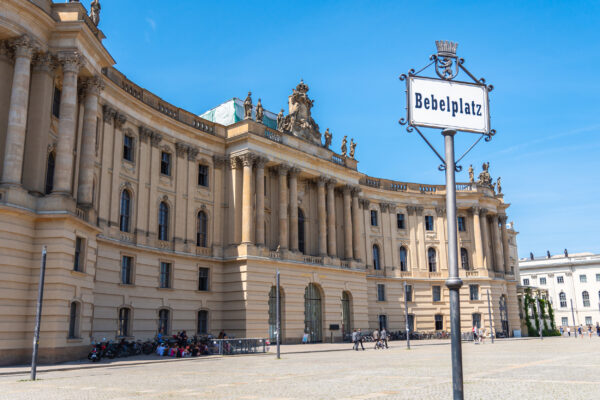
(536, 297), (543, 340)
(486, 289), (494, 344)
(276, 269), (281, 359)
(31, 246), (47, 381)
(404, 281), (410, 350)
(570, 298), (577, 338)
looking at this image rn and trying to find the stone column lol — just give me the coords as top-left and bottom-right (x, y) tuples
(479, 208), (492, 271)
(470, 206), (484, 269)
(406, 206), (419, 269)
(77, 75), (104, 206)
(23, 52), (56, 194)
(351, 188), (362, 262)
(343, 185), (353, 260)
(317, 176), (327, 256)
(53, 51), (84, 195)
(499, 214), (511, 274)
(241, 153), (255, 244)
(278, 164), (290, 250)
(491, 214), (504, 272)
(288, 167), (300, 252)
(229, 157), (243, 244)
(254, 157), (267, 246)
(212, 155), (227, 248)
(415, 206), (426, 270)
(1, 35), (34, 186)
(326, 179), (337, 257)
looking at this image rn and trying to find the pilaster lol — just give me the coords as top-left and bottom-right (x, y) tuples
(326, 178), (337, 257)
(288, 167), (300, 251)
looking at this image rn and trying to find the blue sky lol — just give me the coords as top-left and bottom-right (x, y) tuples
(92, 1), (600, 258)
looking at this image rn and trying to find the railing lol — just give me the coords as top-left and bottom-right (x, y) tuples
(120, 232), (134, 243)
(196, 246), (211, 256)
(456, 183), (473, 191)
(399, 271), (412, 277)
(373, 268), (386, 277)
(75, 207), (87, 221)
(331, 155), (344, 165)
(210, 338), (268, 355)
(419, 185), (437, 194)
(157, 240), (171, 250)
(361, 177), (380, 188)
(264, 129), (283, 143)
(466, 271), (479, 277)
(340, 260), (350, 269)
(303, 255), (323, 265)
(429, 272), (442, 278)
(390, 182), (407, 191)
(358, 175), (479, 196)
(269, 251), (281, 259)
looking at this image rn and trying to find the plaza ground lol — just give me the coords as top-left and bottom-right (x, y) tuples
(1, 336), (599, 399)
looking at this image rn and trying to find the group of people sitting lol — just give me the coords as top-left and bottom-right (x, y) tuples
(155, 330), (222, 358)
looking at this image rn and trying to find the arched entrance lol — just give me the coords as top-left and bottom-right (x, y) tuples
(341, 291), (352, 337)
(268, 286), (284, 341)
(304, 283), (322, 342)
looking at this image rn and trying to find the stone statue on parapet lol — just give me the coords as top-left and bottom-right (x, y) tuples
(496, 177), (502, 194)
(279, 80), (321, 145)
(341, 136), (348, 157)
(349, 139), (356, 159)
(477, 161), (493, 188)
(90, 0), (101, 26)
(276, 109), (284, 131)
(256, 98), (264, 123)
(468, 164), (474, 183)
(323, 128), (332, 149)
(243, 92), (253, 120)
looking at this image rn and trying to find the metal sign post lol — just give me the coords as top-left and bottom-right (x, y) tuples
(399, 41), (496, 400)
(486, 290), (494, 344)
(536, 297), (543, 340)
(404, 281), (410, 350)
(276, 269), (281, 359)
(31, 246), (47, 381)
(570, 298), (577, 338)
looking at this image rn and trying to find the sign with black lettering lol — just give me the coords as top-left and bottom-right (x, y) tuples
(407, 76), (490, 133)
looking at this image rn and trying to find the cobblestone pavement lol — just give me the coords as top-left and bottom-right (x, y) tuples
(1, 336), (600, 399)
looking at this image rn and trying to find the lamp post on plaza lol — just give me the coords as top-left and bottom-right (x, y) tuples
(276, 269), (281, 359)
(404, 281), (410, 350)
(486, 289), (494, 344)
(570, 298), (577, 338)
(31, 246), (47, 381)
(399, 41), (496, 400)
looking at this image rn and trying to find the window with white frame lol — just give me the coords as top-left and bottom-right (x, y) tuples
(523, 278), (530, 286)
(582, 291), (590, 307)
(559, 292), (567, 308)
(580, 274), (587, 283)
(557, 275), (564, 284)
(539, 277), (546, 285)
(425, 215), (434, 231)
(432, 286), (441, 302)
(561, 317), (568, 326)
(469, 284), (479, 301)
(585, 316), (592, 325)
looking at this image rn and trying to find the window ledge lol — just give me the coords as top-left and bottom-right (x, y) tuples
(195, 290), (211, 294)
(67, 337), (83, 343)
(158, 287), (174, 291)
(70, 270), (87, 278)
(119, 283), (135, 287)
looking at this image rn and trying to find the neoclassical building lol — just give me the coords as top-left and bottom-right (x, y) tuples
(0, 0), (521, 365)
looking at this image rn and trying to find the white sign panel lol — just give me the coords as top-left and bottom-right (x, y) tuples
(407, 76), (489, 133)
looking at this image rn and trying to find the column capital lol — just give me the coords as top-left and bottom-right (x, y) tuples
(479, 207), (488, 216)
(0, 40), (14, 62)
(277, 163), (290, 175)
(114, 112), (127, 130)
(316, 176), (328, 187)
(229, 156), (242, 169)
(351, 186), (361, 197)
(175, 142), (189, 158)
(187, 146), (199, 161)
(469, 205), (480, 215)
(289, 167), (301, 178)
(435, 207), (446, 217)
(240, 153), (256, 167)
(213, 155), (228, 168)
(103, 104), (117, 124)
(82, 74), (105, 96)
(11, 35), (36, 59)
(150, 131), (162, 147)
(343, 184), (353, 195)
(409, 205), (424, 216)
(359, 198), (370, 209)
(326, 178), (337, 188)
(58, 51), (85, 73)
(255, 156), (268, 168)
(138, 126), (152, 143)
(498, 214), (508, 224)
(379, 203), (389, 212)
(32, 52), (57, 72)
(387, 202), (397, 213)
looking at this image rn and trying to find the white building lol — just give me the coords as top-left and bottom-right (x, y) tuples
(519, 252), (600, 328)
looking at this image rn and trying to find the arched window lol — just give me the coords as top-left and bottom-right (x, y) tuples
(45, 152), (55, 194)
(559, 292), (567, 308)
(68, 302), (80, 339)
(119, 190), (131, 232)
(460, 248), (469, 270)
(399, 246), (408, 271)
(298, 208), (306, 254)
(197, 310), (208, 335)
(196, 211), (207, 247)
(428, 248), (437, 272)
(158, 202), (169, 241)
(582, 291), (590, 307)
(158, 309), (169, 335)
(118, 307), (131, 337)
(372, 245), (381, 270)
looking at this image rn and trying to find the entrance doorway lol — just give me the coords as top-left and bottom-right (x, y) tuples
(304, 283), (322, 342)
(268, 286), (284, 341)
(341, 291), (352, 337)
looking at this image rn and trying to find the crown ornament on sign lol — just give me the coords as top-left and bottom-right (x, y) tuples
(435, 40), (458, 58)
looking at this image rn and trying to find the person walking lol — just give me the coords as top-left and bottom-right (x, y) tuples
(472, 325), (478, 343)
(596, 323), (600, 337)
(372, 329), (380, 349)
(381, 328), (389, 349)
(357, 329), (365, 351)
(578, 325), (583, 338)
(566, 326), (571, 337)
(589, 325), (593, 339)
(352, 329), (359, 351)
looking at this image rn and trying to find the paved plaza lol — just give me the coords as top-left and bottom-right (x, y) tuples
(1, 337), (599, 399)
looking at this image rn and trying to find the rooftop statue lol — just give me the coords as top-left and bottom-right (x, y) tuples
(90, 0), (101, 26)
(468, 164), (474, 183)
(243, 92), (252, 120)
(349, 139), (356, 159)
(256, 98), (264, 123)
(323, 128), (332, 149)
(276, 109), (284, 131)
(280, 80), (321, 145)
(496, 176), (502, 194)
(477, 161), (493, 188)
(341, 135), (347, 157)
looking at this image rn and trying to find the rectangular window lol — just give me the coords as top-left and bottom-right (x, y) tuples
(596, 274), (600, 282)
(523, 278), (530, 286)
(434, 314), (443, 331)
(425, 215), (434, 231)
(405, 284), (413, 302)
(377, 284), (386, 301)
(585, 316), (592, 325)
(198, 164), (209, 187)
(198, 267), (209, 291)
(123, 135), (134, 162)
(159, 262), (171, 288)
(74, 237), (85, 272)
(118, 308), (130, 337)
(457, 216), (466, 232)
(432, 285), (441, 302)
(121, 256), (133, 285)
(557, 276), (564, 284)
(396, 213), (405, 229)
(52, 86), (61, 118)
(378, 314), (388, 330)
(160, 152), (171, 176)
(580, 274), (587, 283)
(472, 313), (481, 329)
(469, 284), (479, 301)
(370, 210), (378, 226)
(561, 317), (569, 326)
(539, 277), (546, 285)
(407, 314), (415, 332)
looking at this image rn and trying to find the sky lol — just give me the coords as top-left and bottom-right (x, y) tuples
(89, 0), (600, 258)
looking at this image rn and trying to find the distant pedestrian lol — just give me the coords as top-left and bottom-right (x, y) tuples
(372, 329), (380, 349)
(357, 329), (365, 350)
(589, 325), (593, 339)
(578, 325), (583, 338)
(381, 328), (389, 349)
(596, 323), (600, 337)
(559, 326), (563, 336)
(472, 325), (478, 343)
(352, 329), (359, 351)
(566, 326), (571, 337)
(479, 327), (485, 344)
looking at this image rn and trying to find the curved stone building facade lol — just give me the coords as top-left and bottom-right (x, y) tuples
(0, 0), (520, 364)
